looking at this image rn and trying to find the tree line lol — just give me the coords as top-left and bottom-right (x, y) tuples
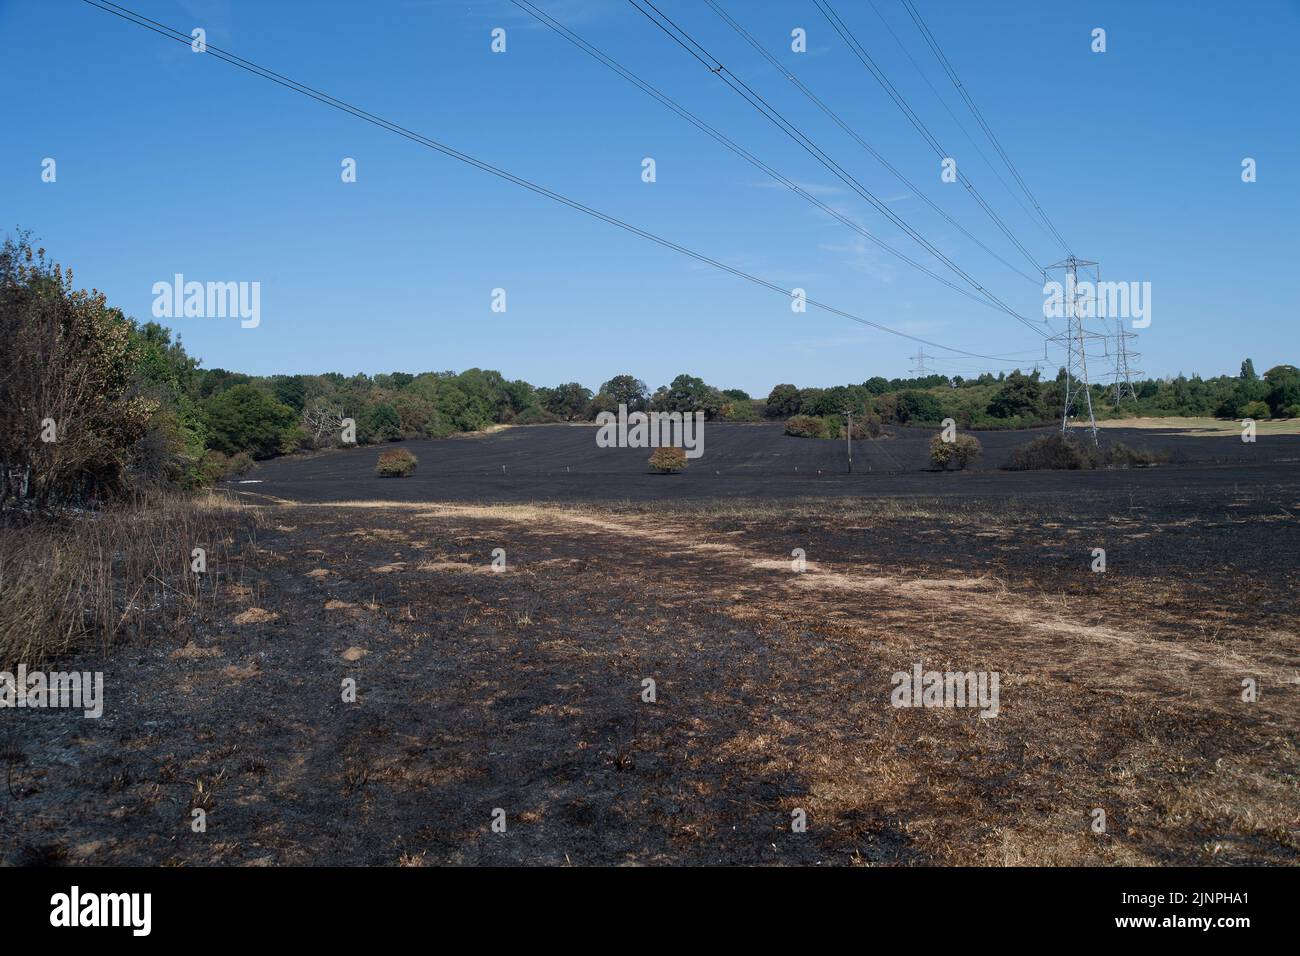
(2, 233), (1294, 507)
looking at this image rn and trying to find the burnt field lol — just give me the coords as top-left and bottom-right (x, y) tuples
(3, 429), (1297, 866)
(227, 422), (1300, 505)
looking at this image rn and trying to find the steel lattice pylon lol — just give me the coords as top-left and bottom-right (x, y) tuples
(1045, 256), (1104, 444)
(1110, 322), (1142, 408)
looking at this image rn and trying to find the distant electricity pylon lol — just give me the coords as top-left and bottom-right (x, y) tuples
(1045, 256), (1103, 444)
(1110, 321), (1142, 407)
(909, 348), (932, 376)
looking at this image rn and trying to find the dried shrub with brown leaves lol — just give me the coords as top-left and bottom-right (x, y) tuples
(648, 447), (688, 473)
(376, 448), (418, 477)
(0, 234), (156, 508)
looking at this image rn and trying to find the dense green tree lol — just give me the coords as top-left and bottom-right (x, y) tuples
(596, 374), (650, 412)
(765, 384), (801, 418)
(542, 382), (593, 421)
(986, 370), (1044, 420)
(652, 374), (724, 419)
(895, 390), (945, 424)
(1264, 365), (1300, 416)
(272, 375), (308, 412)
(197, 367), (252, 398)
(363, 402), (402, 441)
(863, 376), (892, 395)
(204, 384), (297, 458)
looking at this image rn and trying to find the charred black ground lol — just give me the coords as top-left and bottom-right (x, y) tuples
(225, 422), (1300, 504)
(2, 426), (1296, 866)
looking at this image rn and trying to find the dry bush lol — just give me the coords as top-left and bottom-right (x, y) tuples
(198, 450), (255, 484)
(376, 448), (417, 477)
(1004, 433), (1093, 470)
(929, 433), (983, 470)
(0, 494), (256, 667)
(0, 236), (156, 508)
(843, 411), (883, 439)
(648, 447), (688, 473)
(784, 414), (828, 439)
(1006, 433), (1167, 471)
(1101, 441), (1166, 468)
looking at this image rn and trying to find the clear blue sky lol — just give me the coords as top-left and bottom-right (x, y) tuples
(3, 0), (1297, 395)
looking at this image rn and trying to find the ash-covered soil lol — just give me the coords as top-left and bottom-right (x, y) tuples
(4, 475), (1297, 866)
(225, 422), (1300, 505)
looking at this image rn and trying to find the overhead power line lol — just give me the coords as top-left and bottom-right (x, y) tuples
(78, 0), (1020, 363)
(624, 0), (1047, 337)
(701, 0), (1040, 287)
(812, 0), (1047, 279)
(863, 0), (1059, 249)
(899, 0), (1073, 255)
(508, 0), (1026, 320)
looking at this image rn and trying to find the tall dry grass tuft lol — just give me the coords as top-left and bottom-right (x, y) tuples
(0, 493), (257, 668)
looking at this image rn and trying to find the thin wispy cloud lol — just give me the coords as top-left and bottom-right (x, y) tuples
(747, 179), (844, 198)
(818, 238), (900, 283)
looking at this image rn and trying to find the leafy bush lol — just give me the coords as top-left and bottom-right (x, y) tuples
(930, 433), (982, 470)
(376, 448), (418, 477)
(1241, 400), (1271, 420)
(784, 414), (828, 439)
(648, 447), (687, 473)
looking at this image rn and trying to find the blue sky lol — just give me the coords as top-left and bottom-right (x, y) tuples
(3, 0), (1297, 395)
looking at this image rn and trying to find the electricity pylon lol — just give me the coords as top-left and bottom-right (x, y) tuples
(1045, 256), (1103, 444)
(1110, 321), (1142, 407)
(909, 348), (931, 376)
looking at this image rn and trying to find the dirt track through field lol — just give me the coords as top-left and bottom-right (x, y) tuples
(313, 499), (1297, 691)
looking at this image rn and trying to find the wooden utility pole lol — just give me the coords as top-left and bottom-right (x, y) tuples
(843, 409), (853, 473)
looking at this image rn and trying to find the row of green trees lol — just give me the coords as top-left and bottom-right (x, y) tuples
(2, 235), (768, 500)
(4, 232), (1295, 505)
(764, 361), (1300, 432)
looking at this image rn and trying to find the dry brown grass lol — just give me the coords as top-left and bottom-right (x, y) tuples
(0, 493), (257, 667)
